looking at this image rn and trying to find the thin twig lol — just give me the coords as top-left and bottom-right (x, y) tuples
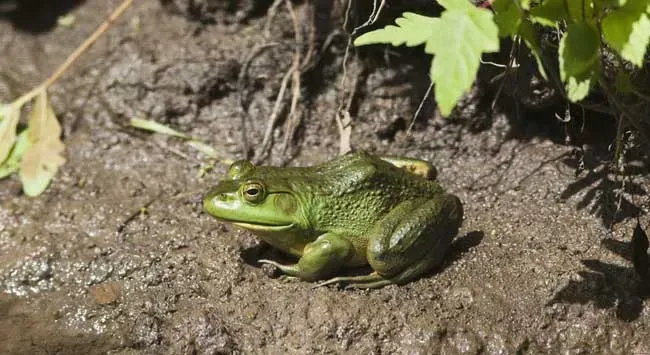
(264, 0), (285, 37)
(407, 81), (433, 134)
(254, 66), (293, 163)
(334, 0), (357, 155)
(491, 37), (520, 110)
(254, 1), (305, 163)
(237, 43), (280, 158)
(300, 2), (317, 71)
(334, 0), (388, 154)
(281, 0), (304, 159)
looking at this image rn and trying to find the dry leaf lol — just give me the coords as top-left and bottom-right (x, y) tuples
(28, 91), (61, 142)
(0, 104), (20, 163)
(19, 91), (66, 196)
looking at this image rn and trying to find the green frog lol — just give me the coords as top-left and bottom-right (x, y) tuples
(203, 151), (463, 288)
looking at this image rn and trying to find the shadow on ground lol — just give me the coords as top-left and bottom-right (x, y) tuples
(0, 0), (85, 33)
(559, 154), (647, 227)
(549, 237), (650, 322)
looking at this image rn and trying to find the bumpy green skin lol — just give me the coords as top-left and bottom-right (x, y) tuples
(203, 151), (463, 288)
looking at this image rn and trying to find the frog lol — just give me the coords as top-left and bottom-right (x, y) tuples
(203, 151), (463, 288)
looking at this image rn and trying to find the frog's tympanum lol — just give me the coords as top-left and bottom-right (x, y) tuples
(203, 152), (463, 288)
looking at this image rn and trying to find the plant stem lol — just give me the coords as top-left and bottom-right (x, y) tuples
(14, 0), (135, 108)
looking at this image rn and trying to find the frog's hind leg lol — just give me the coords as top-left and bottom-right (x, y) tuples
(315, 195), (462, 289)
(367, 195), (463, 285)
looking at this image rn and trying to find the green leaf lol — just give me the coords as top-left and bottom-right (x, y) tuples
(559, 22), (599, 101)
(353, 12), (441, 53)
(493, 0), (522, 37)
(130, 118), (190, 139)
(517, 20), (549, 80)
(186, 140), (218, 158)
(19, 91), (66, 196)
(602, 0), (650, 67)
(437, 0), (475, 12)
(564, 70), (595, 101)
(595, 0), (627, 8)
(0, 130), (32, 179)
(0, 104), (20, 164)
(355, 3), (499, 116)
(530, 0), (569, 27)
(567, 0), (595, 22)
(430, 4), (499, 116)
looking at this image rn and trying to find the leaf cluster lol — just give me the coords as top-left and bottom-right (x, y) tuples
(354, 0), (500, 116)
(0, 90), (66, 196)
(353, 0), (650, 120)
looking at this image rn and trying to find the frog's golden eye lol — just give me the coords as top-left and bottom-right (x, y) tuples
(242, 182), (265, 202)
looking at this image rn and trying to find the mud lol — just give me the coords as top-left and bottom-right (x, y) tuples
(1, 1), (649, 354)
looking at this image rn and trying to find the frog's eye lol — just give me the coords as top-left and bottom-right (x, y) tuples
(242, 182), (265, 203)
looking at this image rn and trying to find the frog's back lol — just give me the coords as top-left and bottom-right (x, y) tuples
(307, 152), (444, 235)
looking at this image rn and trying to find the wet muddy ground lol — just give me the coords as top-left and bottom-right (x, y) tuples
(1, 1), (649, 354)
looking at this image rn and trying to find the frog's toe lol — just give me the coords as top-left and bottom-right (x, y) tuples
(346, 279), (393, 289)
(313, 272), (389, 289)
(258, 259), (281, 268)
(312, 276), (347, 289)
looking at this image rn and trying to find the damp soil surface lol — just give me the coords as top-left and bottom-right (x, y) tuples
(1, 1), (649, 354)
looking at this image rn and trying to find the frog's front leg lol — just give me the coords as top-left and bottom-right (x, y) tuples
(259, 233), (353, 282)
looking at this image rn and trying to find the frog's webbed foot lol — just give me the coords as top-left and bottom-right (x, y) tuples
(313, 272), (393, 289)
(259, 259), (302, 276)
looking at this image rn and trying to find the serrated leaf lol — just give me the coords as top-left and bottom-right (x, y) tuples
(559, 22), (599, 77)
(530, 0), (569, 27)
(493, 0), (522, 37)
(518, 20), (549, 80)
(430, 5), (499, 116)
(602, 0), (650, 67)
(631, 221), (649, 280)
(437, 0), (475, 12)
(353, 12), (441, 53)
(559, 22), (599, 101)
(0, 104), (20, 164)
(564, 70), (595, 101)
(19, 91), (66, 196)
(0, 130), (32, 179)
(130, 118), (190, 139)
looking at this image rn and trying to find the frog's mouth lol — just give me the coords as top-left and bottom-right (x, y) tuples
(231, 221), (295, 232)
